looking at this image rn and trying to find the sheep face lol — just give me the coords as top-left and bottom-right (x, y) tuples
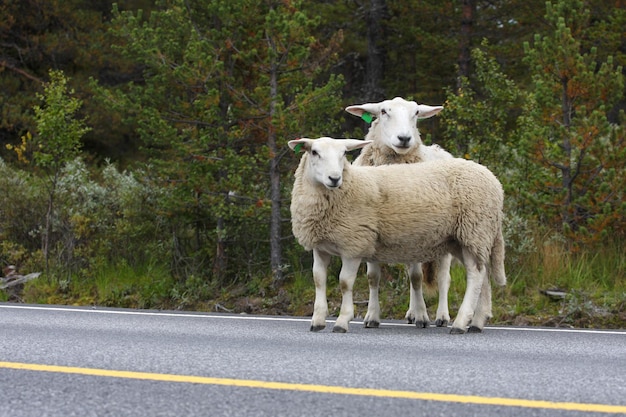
(288, 137), (371, 189)
(345, 97), (443, 155)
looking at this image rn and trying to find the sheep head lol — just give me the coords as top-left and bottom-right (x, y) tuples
(345, 97), (443, 155)
(289, 137), (371, 190)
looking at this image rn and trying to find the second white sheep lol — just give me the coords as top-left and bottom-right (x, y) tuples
(345, 97), (454, 328)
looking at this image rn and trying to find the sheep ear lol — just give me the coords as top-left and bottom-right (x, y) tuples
(345, 103), (381, 118)
(416, 105), (444, 119)
(288, 138), (313, 152)
(343, 139), (373, 151)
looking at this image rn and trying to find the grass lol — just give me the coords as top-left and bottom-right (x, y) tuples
(93, 260), (175, 309)
(8, 241), (626, 329)
(281, 240), (625, 329)
(491, 240), (625, 328)
(19, 259), (176, 309)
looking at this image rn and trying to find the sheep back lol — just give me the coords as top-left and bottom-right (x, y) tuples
(291, 155), (503, 266)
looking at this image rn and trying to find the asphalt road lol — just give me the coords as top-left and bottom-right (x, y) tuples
(1, 303), (625, 417)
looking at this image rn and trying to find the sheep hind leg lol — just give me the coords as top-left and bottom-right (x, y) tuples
(333, 257), (361, 333)
(490, 228), (507, 287)
(310, 249), (331, 332)
(450, 249), (486, 334)
(468, 272), (492, 333)
(434, 254), (452, 327)
(364, 262), (382, 328)
(406, 262), (430, 328)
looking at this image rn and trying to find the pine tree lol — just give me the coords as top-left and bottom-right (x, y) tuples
(96, 0), (343, 285)
(440, 41), (524, 178)
(519, 0), (625, 247)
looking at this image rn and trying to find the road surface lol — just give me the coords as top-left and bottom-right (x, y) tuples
(1, 303), (625, 416)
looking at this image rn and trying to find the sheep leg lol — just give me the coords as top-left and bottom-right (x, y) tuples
(405, 263), (430, 328)
(332, 257), (361, 333)
(468, 272), (493, 333)
(491, 228), (507, 286)
(450, 249), (486, 334)
(434, 254), (453, 327)
(364, 262), (382, 328)
(310, 249), (331, 332)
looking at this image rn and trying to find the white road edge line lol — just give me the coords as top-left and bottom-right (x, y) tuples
(1, 304), (625, 335)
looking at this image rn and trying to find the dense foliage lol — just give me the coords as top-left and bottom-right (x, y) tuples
(0, 0), (624, 321)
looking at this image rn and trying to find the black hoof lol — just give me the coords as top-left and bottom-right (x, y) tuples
(435, 319), (449, 327)
(310, 325), (325, 332)
(468, 325), (483, 333)
(332, 325), (347, 333)
(364, 321), (380, 328)
(406, 317), (416, 324)
(450, 327), (467, 334)
(415, 320), (429, 328)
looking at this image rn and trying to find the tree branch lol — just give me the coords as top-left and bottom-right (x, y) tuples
(0, 60), (43, 84)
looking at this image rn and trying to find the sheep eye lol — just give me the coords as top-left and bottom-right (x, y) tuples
(311, 150), (319, 157)
(380, 109), (387, 116)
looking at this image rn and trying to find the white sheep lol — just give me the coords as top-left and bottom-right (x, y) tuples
(288, 136), (506, 334)
(345, 97), (455, 329)
(346, 97), (444, 165)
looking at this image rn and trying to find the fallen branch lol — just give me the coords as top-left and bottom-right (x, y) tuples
(0, 272), (41, 290)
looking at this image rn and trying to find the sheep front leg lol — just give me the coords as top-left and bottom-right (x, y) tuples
(310, 249), (331, 332)
(364, 262), (382, 328)
(405, 262), (430, 328)
(435, 254), (453, 327)
(450, 249), (486, 334)
(332, 257), (361, 333)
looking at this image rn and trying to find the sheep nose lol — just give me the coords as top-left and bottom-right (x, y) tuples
(328, 176), (341, 187)
(397, 135), (412, 146)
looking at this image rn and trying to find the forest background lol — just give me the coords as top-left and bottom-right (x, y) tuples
(1, 0), (625, 328)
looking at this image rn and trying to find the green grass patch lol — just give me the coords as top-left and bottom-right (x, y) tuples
(8, 240), (625, 329)
(93, 260), (174, 309)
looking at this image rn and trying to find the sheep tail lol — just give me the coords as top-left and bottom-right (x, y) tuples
(422, 261), (438, 290)
(490, 228), (507, 287)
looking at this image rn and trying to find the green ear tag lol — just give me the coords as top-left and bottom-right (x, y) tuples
(294, 143), (303, 153)
(361, 112), (373, 124)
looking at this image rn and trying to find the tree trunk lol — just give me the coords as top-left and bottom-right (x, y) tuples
(43, 172), (59, 279)
(560, 76), (574, 233)
(458, 0), (474, 89)
(213, 82), (233, 283)
(43, 191), (52, 277)
(268, 45), (283, 287)
(363, 0), (387, 102)
(213, 193), (228, 284)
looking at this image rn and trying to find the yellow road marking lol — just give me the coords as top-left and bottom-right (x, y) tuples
(1, 361), (625, 414)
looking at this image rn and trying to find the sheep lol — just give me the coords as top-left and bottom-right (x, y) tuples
(421, 143), (454, 161)
(345, 97), (456, 329)
(288, 136), (506, 334)
(345, 97), (444, 166)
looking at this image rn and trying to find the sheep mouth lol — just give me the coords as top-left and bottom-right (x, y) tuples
(392, 144), (412, 154)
